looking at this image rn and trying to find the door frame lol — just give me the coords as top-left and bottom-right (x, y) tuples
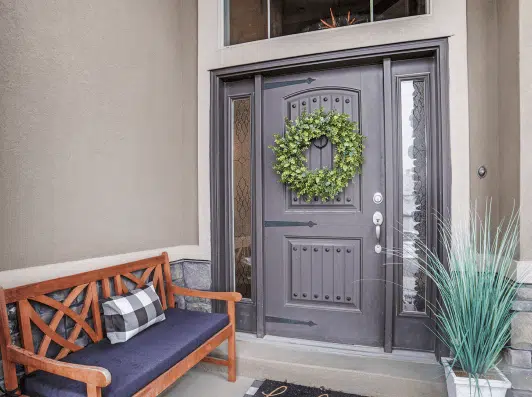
(210, 38), (451, 357)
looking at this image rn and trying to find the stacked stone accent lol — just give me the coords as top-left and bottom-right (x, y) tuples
(505, 284), (532, 396)
(0, 259), (212, 394)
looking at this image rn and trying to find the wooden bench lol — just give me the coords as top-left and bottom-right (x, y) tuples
(0, 252), (242, 396)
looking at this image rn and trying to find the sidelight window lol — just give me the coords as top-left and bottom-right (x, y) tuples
(400, 78), (428, 314)
(231, 97), (253, 299)
(225, 0), (428, 46)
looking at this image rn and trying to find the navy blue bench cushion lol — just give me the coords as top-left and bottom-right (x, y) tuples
(23, 308), (229, 397)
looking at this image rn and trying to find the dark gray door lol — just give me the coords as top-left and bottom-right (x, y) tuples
(263, 65), (386, 346)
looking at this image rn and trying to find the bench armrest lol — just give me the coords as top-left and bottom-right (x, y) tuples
(7, 345), (111, 387)
(169, 285), (242, 302)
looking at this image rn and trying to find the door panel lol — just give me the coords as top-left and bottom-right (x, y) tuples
(263, 65), (385, 346)
(286, 89), (362, 209)
(288, 238), (362, 307)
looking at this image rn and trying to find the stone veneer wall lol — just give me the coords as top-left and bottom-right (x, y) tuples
(505, 284), (532, 396)
(0, 259), (212, 393)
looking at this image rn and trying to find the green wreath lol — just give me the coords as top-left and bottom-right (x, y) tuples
(270, 108), (365, 202)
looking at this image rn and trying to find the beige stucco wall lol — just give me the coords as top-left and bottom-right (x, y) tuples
(467, 0), (532, 269)
(0, 0), (199, 272)
(519, 0), (532, 261)
(467, 0), (499, 221)
(497, 0), (521, 229)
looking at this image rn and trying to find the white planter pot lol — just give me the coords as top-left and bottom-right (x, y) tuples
(442, 358), (511, 397)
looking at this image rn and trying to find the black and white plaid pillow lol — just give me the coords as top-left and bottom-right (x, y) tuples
(102, 284), (166, 344)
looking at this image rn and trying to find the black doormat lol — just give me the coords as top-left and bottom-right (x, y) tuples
(246, 379), (366, 397)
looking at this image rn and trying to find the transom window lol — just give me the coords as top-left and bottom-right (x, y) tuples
(225, 0), (427, 46)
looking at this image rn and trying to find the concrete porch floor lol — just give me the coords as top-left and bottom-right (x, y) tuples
(195, 332), (446, 397)
(161, 369), (255, 397)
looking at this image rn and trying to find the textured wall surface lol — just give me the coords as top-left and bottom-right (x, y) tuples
(497, 0), (521, 224)
(0, 260), (211, 392)
(466, 0), (500, 220)
(0, 0), (199, 271)
(519, 0), (532, 261)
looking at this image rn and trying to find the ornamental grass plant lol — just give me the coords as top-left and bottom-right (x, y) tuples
(406, 204), (520, 395)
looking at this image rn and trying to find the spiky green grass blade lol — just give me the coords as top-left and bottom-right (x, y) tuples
(403, 204), (520, 396)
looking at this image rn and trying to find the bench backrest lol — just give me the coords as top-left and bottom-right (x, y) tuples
(0, 252), (172, 363)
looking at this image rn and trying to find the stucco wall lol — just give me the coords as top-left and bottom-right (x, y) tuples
(519, 0), (532, 261)
(466, 0), (499, 220)
(0, 0), (199, 271)
(467, 0), (530, 259)
(497, 0), (521, 232)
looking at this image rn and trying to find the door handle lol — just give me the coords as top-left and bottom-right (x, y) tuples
(373, 211), (383, 242)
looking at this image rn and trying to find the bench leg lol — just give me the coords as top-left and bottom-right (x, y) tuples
(228, 333), (237, 382)
(227, 301), (237, 382)
(86, 384), (102, 397)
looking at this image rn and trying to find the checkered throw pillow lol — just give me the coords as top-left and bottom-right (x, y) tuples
(102, 284), (166, 344)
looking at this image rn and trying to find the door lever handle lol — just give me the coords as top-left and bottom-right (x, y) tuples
(373, 211), (383, 242)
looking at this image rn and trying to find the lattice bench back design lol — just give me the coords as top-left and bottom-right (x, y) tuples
(3, 253), (171, 368)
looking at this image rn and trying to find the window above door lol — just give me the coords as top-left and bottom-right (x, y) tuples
(224, 0), (428, 46)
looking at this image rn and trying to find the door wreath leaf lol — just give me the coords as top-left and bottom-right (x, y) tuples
(270, 108), (365, 202)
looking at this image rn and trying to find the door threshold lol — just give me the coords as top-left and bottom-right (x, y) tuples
(201, 332), (445, 397)
(236, 332), (438, 364)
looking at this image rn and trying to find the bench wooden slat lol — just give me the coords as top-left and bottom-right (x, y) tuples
(56, 283), (97, 360)
(32, 293), (98, 350)
(17, 300), (36, 373)
(153, 265), (167, 311)
(114, 274), (124, 295)
(90, 282), (104, 341)
(29, 304), (83, 354)
(37, 284), (88, 357)
(101, 278), (111, 299)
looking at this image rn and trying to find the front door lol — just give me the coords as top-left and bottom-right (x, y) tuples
(263, 65), (385, 346)
(215, 50), (445, 353)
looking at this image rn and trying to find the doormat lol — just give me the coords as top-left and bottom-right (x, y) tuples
(243, 379), (367, 397)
